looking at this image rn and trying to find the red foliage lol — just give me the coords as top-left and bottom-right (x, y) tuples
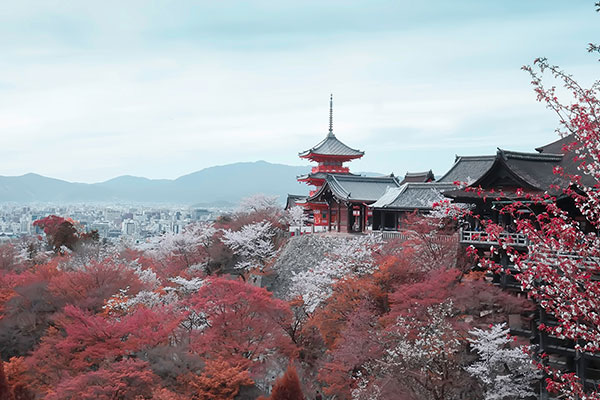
(181, 358), (253, 400)
(187, 277), (295, 367)
(310, 276), (383, 347)
(32, 215), (68, 237)
(267, 364), (304, 400)
(48, 260), (143, 312)
(0, 360), (14, 400)
(319, 303), (382, 398)
(33, 215), (80, 252)
(26, 305), (181, 395)
(4, 357), (33, 400)
(45, 359), (158, 400)
(387, 268), (461, 317)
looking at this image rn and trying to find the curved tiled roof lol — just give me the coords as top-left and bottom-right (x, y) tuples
(297, 172), (328, 181)
(444, 149), (568, 200)
(444, 136), (596, 201)
(285, 194), (307, 210)
(494, 149), (565, 191)
(437, 155), (495, 184)
(309, 174), (400, 203)
(535, 134), (573, 154)
(299, 133), (364, 159)
(400, 170), (435, 184)
(371, 182), (456, 210)
(297, 171), (359, 181)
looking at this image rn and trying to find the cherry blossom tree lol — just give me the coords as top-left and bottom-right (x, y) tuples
(221, 220), (277, 271)
(149, 222), (217, 271)
(286, 206), (309, 231)
(459, 25), (600, 397)
(381, 302), (464, 400)
(466, 323), (540, 400)
(290, 235), (382, 312)
(238, 194), (281, 215)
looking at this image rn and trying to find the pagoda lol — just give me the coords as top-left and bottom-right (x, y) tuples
(297, 95), (364, 226)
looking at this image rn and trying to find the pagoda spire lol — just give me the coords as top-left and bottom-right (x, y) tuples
(328, 93), (334, 137)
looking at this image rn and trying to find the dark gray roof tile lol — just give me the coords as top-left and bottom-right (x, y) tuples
(437, 155), (495, 184)
(371, 182), (456, 210)
(299, 133), (364, 158)
(325, 174), (400, 202)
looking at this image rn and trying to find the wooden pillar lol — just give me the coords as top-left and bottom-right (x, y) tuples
(500, 252), (508, 289)
(337, 201), (341, 232)
(327, 203), (331, 232)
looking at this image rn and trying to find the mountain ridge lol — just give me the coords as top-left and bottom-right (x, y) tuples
(0, 161), (385, 205)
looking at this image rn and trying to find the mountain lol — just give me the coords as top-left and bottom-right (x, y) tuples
(0, 162), (314, 205)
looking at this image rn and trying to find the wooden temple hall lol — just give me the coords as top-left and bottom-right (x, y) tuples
(288, 95), (450, 233)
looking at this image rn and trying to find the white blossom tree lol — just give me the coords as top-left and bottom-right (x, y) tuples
(147, 222), (217, 270)
(286, 206), (309, 230)
(237, 194), (281, 214)
(167, 276), (205, 295)
(385, 302), (461, 374)
(466, 323), (540, 400)
(103, 286), (178, 315)
(221, 220), (277, 271)
(290, 235), (382, 312)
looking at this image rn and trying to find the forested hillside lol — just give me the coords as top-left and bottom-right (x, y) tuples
(0, 199), (538, 399)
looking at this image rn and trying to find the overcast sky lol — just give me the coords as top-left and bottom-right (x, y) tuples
(0, 1), (598, 183)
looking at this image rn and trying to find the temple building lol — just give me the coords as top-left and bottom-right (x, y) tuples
(445, 135), (600, 396)
(289, 95), (447, 233)
(399, 170), (435, 184)
(369, 182), (455, 231)
(307, 174), (401, 232)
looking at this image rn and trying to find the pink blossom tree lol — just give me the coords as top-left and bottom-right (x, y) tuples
(460, 28), (600, 398)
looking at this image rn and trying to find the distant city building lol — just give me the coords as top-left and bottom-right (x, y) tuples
(89, 222), (110, 238)
(121, 219), (137, 236)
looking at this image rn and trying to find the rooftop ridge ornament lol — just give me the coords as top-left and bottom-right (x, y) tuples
(328, 93), (334, 137)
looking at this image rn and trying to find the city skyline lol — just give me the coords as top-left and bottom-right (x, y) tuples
(1, 1), (598, 183)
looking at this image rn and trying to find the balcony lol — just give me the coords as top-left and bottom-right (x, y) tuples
(460, 229), (529, 247)
(311, 166), (350, 174)
(373, 230), (457, 242)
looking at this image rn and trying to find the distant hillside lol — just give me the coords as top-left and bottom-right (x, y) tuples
(0, 162), (388, 205)
(0, 162), (315, 205)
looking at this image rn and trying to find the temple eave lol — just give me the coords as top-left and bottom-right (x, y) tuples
(299, 152), (364, 161)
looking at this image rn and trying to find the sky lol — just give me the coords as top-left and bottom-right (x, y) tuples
(0, 1), (598, 183)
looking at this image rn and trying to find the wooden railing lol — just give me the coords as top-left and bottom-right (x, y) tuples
(311, 166), (350, 174)
(372, 231), (457, 242)
(377, 231), (410, 240)
(459, 229), (529, 247)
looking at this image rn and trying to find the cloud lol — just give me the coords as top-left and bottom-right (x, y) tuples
(0, 1), (597, 182)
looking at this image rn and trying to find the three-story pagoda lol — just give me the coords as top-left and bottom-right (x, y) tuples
(296, 95), (364, 226)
